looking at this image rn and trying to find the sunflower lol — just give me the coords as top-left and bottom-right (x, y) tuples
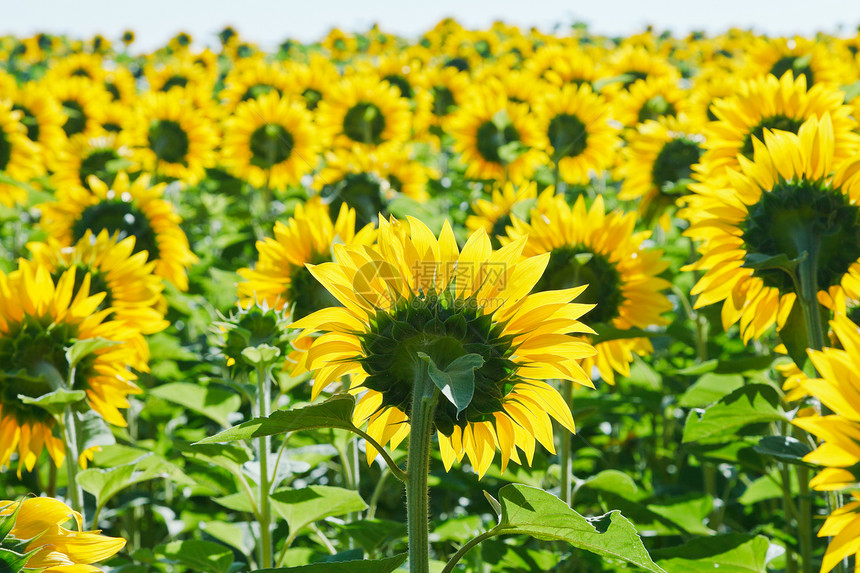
(43, 53), (107, 85)
(0, 260), (146, 473)
(695, 72), (858, 188)
(238, 199), (376, 321)
(612, 76), (690, 128)
(465, 181), (553, 245)
(322, 28), (358, 60)
(219, 57), (293, 113)
(290, 216), (597, 477)
(525, 44), (599, 88)
(11, 82), (68, 170)
(282, 55), (340, 112)
(790, 314), (860, 573)
(28, 229), (168, 337)
(503, 194), (672, 384)
(315, 74), (412, 152)
(683, 114), (860, 343)
(415, 64), (470, 130)
(616, 115), (705, 228)
(535, 84), (620, 185)
(448, 86), (545, 183)
(0, 497), (126, 572)
(314, 147), (429, 227)
(130, 90), (218, 183)
(47, 76), (111, 139)
(221, 92), (321, 190)
(0, 99), (41, 207)
(51, 133), (137, 191)
(39, 171), (198, 291)
(103, 65), (138, 105)
(600, 45), (681, 95)
(744, 36), (856, 87)
(145, 56), (215, 96)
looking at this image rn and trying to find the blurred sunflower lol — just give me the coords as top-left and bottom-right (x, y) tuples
(745, 36), (856, 86)
(219, 58), (292, 113)
(291, 216), (597, 477)
(504, 194), (671, 383)
(315, 74), (412, 151)
(28, 229), (168, 337)
(0, 497), (126, 572)
(221, 92), (321, 190)
(0, 260), (145, 473)
(322, 27), (358, 60)
(601, 45), (680, 95)
(10, 82), (66, 172)
(525, 44), (599, 88)
(536, 84), (619, 185)
(130, 91), (218, 183)
(791, 314), (860, 573)
(47, 76), (111, 139)
(314, 147), (427, 227)
(39, 171), (198, 291)
(695, 72), (857, 187)
(616, 116), (705, 228)
(612, 76), (690, 128)
(0, 99), (40, 207)
(466, 181), (552, 246)
(448, 86), (544, 183)
(282, 55), (339, 112)
(683, 115), (860, 342)
(238, 199), (376, 321)
(415, 64), (470, 130)
(51, 133), (137, 191)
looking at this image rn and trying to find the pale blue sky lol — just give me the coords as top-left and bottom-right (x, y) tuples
(3, 0), (860, 51)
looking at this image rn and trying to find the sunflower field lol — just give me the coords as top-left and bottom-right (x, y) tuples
(2, 18), (860, 573)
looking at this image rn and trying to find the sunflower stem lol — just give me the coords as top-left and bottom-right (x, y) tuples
(256, 363), (273, 570)
(61, 406), (84, 521)
(559, 379), (573, 506)
(406, 365), (439, 573)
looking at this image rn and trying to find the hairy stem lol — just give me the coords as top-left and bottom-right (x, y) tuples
(406, 368), (438, 573)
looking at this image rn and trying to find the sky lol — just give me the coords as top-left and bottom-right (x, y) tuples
(3, 0), (860, 51)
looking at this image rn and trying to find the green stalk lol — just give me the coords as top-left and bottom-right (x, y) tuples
(559, 380), (573, 506)
(406, 366), (439, 573)
(61, 407), (83, 519)
(256, 364), (273, 570)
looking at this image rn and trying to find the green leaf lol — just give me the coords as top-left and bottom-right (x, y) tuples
(255, 553), (407, 573)
(780, 301), (829, 376)
(678, 374), (744, 408)
(432, 515), (482, 543)
(0, 547), (29, 572)
(753, 435), (813, 465)
(583, 470), (643, 500)
(843, 79), (860, 103)
(683, 384), (786, 443)
(241, 344), (281, 367)
(18, 388), (86, 415)
(668, 360), (718, 376)
(739, 469), (798, 505)
(646, 496), (714, 537)
(652, 533), (775, 573)
(418, 352), (483, 417)
(77, 453), (194, 518)
(149, 382), (242, 427)
(592, 324), (661, 342)
(335, 519), (405, 555)
(494, 484), (664, 572)
(742, 252), (801, 274)
(0, 499), (24, 544)
(195, 395), (357, 445)
(66, 338), (121, 369)
(270, 485), (367, 536)
(75, 410), (116, 454)
(157, 540), (234, 573)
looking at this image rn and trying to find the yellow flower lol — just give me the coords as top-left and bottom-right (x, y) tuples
(130, 90), (218, 184)
(238, 199), (376, 320)
(291, 216), (597, 478)
(46, 77), (112, 140)
(221, 92), (321, 190)
(315, 74), (412, 152)
(0, 261), (146, 472)
(218, 57), (293, 113)
(51, 133), (137, 192)
(792, 315), (860, 572)
(504, 194), (672, 383)
(612, 76), (690, 128)
(0, 98), (40, 207)
(0, 497), (125, 572)
(39, 171), (198, 291)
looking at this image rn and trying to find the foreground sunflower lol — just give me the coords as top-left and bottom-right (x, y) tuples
(791, 314), (860, 573)
(39, 171), (198, 291)
(504, 194), (672, 383)
(238, 199), (376, 321)
(0, 497), (125, 572)
(291, 216), (597, 477)
(683, 114), (860, 343)
(0, 260), (145, 473)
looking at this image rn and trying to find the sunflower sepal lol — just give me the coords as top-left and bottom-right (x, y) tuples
(0, 497), (24, 544)
(17, 387), (87, 416)
(66, 337), (122, 370)
(0, 546), (34, 572)
(240, 344), (282, 369)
